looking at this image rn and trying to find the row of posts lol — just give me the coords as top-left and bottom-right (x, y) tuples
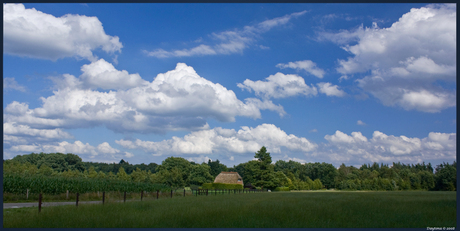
(37, 189), (178, 213)
(37, 188), (265, 213)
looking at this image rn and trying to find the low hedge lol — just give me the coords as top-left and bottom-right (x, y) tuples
(202, 183), (213, 189)
(274, 186), (290, 191)
(201, 183), (243, 190)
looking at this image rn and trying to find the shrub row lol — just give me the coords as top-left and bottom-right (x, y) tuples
(3, 174), (170, 195)
(202, 183), (244, 190)
(274, 186), (290, 191)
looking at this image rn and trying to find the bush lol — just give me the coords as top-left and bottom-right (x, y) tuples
(3, 174), (170, 194)
(202, 183), (213, 189)
(274, 186), (290, 191)
(201, 183), (243, 190)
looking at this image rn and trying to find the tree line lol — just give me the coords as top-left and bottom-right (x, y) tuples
(4, 147), (456, 191)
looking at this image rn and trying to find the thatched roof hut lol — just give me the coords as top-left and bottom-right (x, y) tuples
(214, 172), (243, 185)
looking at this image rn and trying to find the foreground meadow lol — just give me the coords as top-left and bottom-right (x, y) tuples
(3, 191), (456, 228)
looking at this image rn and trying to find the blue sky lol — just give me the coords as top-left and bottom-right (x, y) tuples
(3, 3), (456, 168)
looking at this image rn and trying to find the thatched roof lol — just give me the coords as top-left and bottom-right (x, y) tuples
(214, 172), (243, 185)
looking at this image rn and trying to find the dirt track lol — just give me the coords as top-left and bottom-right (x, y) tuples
(3, 201), (102, 209)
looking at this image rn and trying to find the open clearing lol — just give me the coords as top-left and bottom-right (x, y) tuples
(3, 191), (456, 228)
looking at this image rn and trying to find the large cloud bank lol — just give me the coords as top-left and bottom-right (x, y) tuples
(4, 60), (284, 136)
(114, 124), (455, 166)
(321, 130), (456, 165)
(320, 4), (456, 112)
(116, 123), (317, 156)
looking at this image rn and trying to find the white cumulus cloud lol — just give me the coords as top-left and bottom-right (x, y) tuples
(8, 140), (124, 163)
(3, 3), (122, 61)
(318, 130), (456, 166)
(80, 59), (148, 90)
(357, 120), (366, 126)
(116, 123), (317, 157)
(237, 72), (318, 99)
(3, 122), (73, 143)
(317, 82), (346, 97)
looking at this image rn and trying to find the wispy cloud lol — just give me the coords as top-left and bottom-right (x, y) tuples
(3, 77), (26, 92)
(144, 11), (307, 58)
(276, 60), (325, 78)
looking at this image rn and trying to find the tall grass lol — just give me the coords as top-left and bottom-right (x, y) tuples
(3, 191), (456, 228)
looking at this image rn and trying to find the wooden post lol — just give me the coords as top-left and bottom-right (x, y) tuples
(66, 190), (69, 200)
(76, 193), (79, 207)
(141, 191), (143, 201)
(184, 188), (185, 197)
(157, 190), (159, 199)
(103, 191), (105, 204)
(124, 191), (126, 202)
(27, 189), (29, 200)
(38, 193), (42, 213)
(206, 189), (208, 196)
(171, 190), (173, 198)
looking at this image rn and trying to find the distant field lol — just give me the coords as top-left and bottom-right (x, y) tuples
(3, 191), (456, 228)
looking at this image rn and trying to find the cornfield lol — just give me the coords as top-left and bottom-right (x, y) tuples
(3, 174), (170, 195)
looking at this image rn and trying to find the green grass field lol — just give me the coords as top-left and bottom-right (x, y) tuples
(3, 191), (456, 228)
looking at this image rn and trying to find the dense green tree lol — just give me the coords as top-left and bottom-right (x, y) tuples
(207, 159), (228, 178)
(189, 163), (214, 186)
(253, 147), (276, 189)
(107, 171), (116, 179)
(117, 167), (130, 181)
(97, 171), (107, 179)
(64, 153), (83, 166)
(38, 163), (54, 176)
(131, 167), (148, 183)
(88, 166), (98, 178)
(242, 160), (260, 185)
(5, 152), (456, 192)
(274, 160), (302, 179)
(434, 162), (456, 191)
(273, 171), (291, 187)
(419, 171), (435, 190)
(157, 157), (192, 185)
(159, 167), (185, 188)
(230, 162), (248, 182)
(303, 162), (337, 189)
(148, 173), (163, 184)
(255, 146), (272, 164)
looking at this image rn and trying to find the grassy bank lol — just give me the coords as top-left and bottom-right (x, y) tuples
(3, 191), (456, 228)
